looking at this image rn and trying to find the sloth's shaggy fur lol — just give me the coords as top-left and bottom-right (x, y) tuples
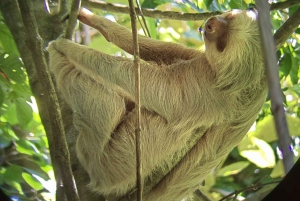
(48, 9), (267, 201)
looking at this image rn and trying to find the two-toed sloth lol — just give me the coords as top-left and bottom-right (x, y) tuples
(48, 8), (267, 201)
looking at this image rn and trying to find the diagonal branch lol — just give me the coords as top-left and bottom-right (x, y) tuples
(17, 0), (80, 200)
(274, 6), (300, 49)
(270, 0), (300, 11)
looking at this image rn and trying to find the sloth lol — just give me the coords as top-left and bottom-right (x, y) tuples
(47, 8), (267, 201)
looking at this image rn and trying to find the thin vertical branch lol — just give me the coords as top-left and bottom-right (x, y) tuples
(128, 0), (142, 200)
(65, 0), (81, 39)
(135, 0), (151, 37)
(17, 0), (80, 200)
(255, 0), (294, 174)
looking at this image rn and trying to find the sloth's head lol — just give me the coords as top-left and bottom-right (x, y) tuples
(203, 9), (259, 53)
(202, 9), (265, 92)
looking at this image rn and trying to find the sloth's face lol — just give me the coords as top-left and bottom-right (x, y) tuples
(203, 9), (259, 53)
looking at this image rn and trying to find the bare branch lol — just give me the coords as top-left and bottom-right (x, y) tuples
(275, 6), (300, 49)
(135, 0), (151, 37)
(17, 0), (80, 200)
(65, 0), (82, 39)
(82, 0), (299, 21)
(82, 0), (221, 21)
(255, 0), (294, 174)
(127, 0), (143, 200)
(270, 0), (300, 11)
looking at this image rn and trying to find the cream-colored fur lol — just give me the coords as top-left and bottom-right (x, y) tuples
(47, 9), (267, 201)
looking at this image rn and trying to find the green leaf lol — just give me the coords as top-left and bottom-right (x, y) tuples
(17, 158), (50, 180)
(228, 0), (248, 9)
(3, 165), (23, 183)
(0, 53), (31, 100)
(142, 0), (172, 8)
(16, 139), (38, 155)
(289, 46), (299, 84)
(239, 137), (275, 168)
(217, 161), (250, 177)
(0, 24), (19, 55)
(0, 85), (4, 106)
(4, 181), (23, 195)
(88, 35), (121, 55)
(271, 157), (299, 178)
(270, 160), (284, 178)
(249, 115), (300, 142)
(204, 0), (213, 9)
(15, 98), (33, 129)
(146, 18), (158, 39)
(1, 102), (18, 125)
(0, 134), (11, 148)
(279, 52), (292, 77)
(22, 173), (44, 191)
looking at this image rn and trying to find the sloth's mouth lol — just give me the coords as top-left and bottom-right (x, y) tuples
(203, 31), (210, 42)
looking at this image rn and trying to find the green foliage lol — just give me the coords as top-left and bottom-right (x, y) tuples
(142, 0), (173, 9)
(217, 161), (250, 177)
(1, 0), (300, 200)
(249, 115), (300, 142)
(0, 13), (52, 201)
(239, 137), (276, 168)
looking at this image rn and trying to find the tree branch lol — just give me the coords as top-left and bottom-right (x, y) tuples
(126, 0), (143, 200)
(82, 0), (221, 21)
(0, 1), (66, 200)
(274, 6), (300, 49)
(255, 0), (294, 174)
(82, 0), (299, 21)
(17, 0), (80, 200)
(270, 0), (300, 11)
(65, 0), (82, 39)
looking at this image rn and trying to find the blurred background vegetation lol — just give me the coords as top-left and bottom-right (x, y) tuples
(0, 0), (299, 200)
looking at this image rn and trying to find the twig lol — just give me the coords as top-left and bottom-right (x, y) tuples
(135, 0), (151, 37)
(127, 0), (142, 200)
(17, 1), (80, 200)
(255, 0), (294, 174)
(82, 0), (299, 21)
(274, 6), (300, 49)
(219, 181), (281, 201)
(65, 0), (82, 39)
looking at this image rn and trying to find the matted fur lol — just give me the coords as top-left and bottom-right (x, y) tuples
(47, 9), (267, 201)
